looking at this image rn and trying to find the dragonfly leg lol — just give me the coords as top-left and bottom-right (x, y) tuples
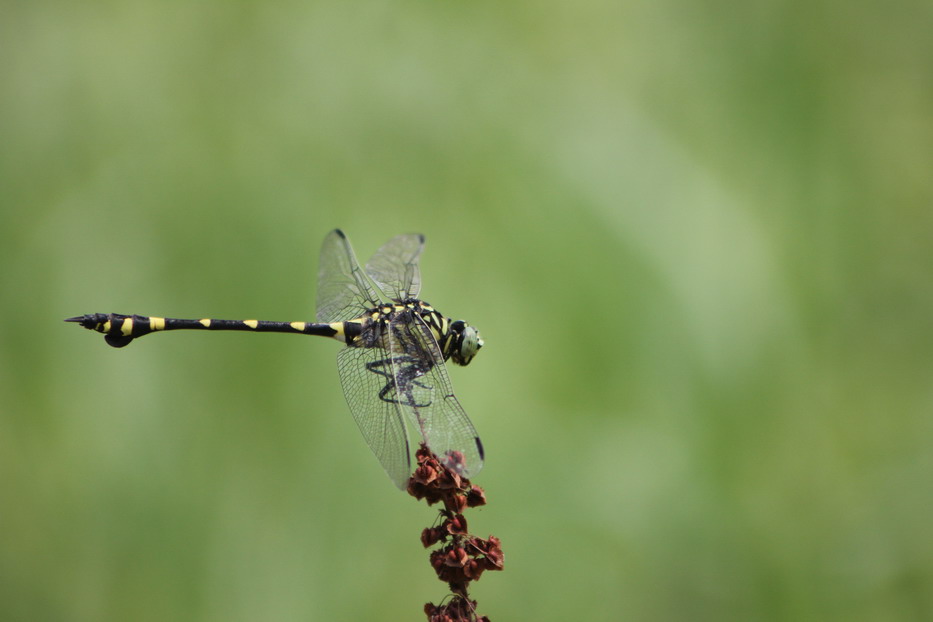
(365, 356), (433, 408)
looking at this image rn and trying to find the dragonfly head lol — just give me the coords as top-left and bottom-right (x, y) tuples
(448, 320), (483, 366)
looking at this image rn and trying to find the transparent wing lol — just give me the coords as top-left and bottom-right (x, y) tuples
(336, 344), (413, 489)
(316, 229), (386, 322)
(388, 314), (484, 480)
(365, 233), (425, 301)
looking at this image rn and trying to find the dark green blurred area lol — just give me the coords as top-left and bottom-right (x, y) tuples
(2, 1), (932, 620)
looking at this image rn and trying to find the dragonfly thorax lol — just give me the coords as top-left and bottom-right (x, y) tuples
(396, 300), (482, 366)
(345, 300), (482, 367)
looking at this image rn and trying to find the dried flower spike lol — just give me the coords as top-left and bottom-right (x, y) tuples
(409, 444), (503, 621)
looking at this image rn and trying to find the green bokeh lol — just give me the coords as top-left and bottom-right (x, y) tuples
(3, 1), (932, 620)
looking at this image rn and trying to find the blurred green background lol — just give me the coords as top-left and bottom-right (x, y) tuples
(2, 1), (932, 620)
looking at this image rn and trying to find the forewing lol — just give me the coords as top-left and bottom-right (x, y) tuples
(393, 315), (485, 480)
(336, 344), (413, 488)
(365, 233), (425, 301)
(316, 229), (385, 322)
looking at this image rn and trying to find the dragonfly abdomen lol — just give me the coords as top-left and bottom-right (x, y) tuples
(65, 313), (341, 348)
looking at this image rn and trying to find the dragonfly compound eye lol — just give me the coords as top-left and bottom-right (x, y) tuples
(451, 323), (482, 366)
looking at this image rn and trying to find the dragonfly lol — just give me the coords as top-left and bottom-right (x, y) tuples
(66, 229), (485, 488)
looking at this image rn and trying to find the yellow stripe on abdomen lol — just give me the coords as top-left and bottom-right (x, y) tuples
(329, 322), (347, 342)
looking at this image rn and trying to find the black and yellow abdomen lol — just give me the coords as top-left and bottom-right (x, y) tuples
(65, 313), (341, 348)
